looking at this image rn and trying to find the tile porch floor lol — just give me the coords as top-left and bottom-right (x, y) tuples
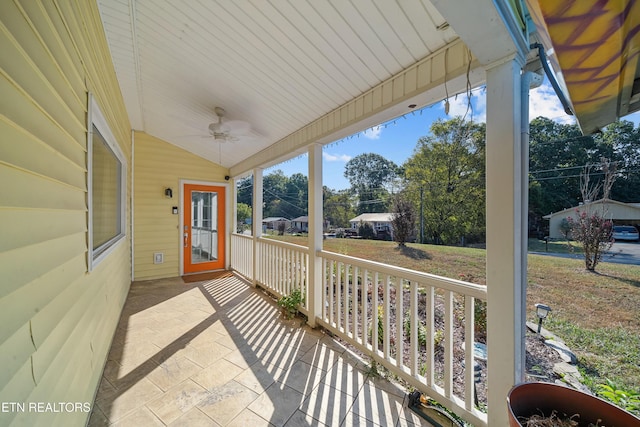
(88, 272), (433, 426)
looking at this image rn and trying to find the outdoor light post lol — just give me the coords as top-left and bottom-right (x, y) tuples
(535, 303), (552, 333)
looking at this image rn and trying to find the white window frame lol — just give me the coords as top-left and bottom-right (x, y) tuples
(88, 94), (127, 271)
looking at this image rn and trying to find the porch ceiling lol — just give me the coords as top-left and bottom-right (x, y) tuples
(97, 0), (478, 170)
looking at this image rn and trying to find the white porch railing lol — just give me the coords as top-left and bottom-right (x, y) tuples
(255, 237), (309, 314)
(230, 233), (253, 279)
(229, 235), (487, 426)
(317, 250), (487, 427)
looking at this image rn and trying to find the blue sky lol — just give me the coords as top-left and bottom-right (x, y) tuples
(266, 82), (640, 191)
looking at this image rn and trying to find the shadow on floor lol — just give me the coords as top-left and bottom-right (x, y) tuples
(88, 272), (432, 426)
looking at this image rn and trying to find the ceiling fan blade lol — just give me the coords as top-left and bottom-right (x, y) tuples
(220, 120), (251, 135)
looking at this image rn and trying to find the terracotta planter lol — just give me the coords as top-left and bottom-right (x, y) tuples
(507, 382), (640, 427)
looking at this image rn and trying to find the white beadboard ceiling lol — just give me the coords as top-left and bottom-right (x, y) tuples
(97, 0), (493, 171)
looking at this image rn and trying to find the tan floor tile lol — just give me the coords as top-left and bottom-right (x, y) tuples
(96, 378), (163, 423)
(283, 409), (328, 427)
(298, 341), (344, 370)
(110, 406), (164, 427)
(247, 382), (305, 427)
(227, 408), (275, 427)
(234, 362), (281, 394)
(191, 358), (245, 390)
(224, 345), (273, 369)
(168, 407), (220, 427)
(364, 373), (407, 399)
(275, 360), (327, 396)
(93, 275), (424, 427)
(150, 323), (199, 348)
(102, 359), (161, 391)
(298, 382), (354, 427)
(147, 356), (203, 391)
(197, 381), (259, 425)
(87, 405), (109, 427)
(349, 382), (406, 427)
(94, 376), (118, 403)
(187, 327), (226, 346)
(340, 412), (383, 426)
(146, 379), (211, 424)
(183, 340), (235, 367)
(322, 355), (367, 397)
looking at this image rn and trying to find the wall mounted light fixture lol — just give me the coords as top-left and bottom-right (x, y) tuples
(165, 188), (173, 198)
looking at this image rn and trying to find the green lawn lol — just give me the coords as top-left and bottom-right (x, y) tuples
(266, 234), (640, 399)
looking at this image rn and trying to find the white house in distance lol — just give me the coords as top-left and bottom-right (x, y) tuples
(544, 199), (640, 239)
(262, 217), (291, 232)
(350, 213), (395, 240)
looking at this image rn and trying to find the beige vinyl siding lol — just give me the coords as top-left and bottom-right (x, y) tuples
(134, 131), (228, 280)
(0, 0), (131, 426)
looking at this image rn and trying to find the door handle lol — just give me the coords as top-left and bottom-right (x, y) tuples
(184, 232), (188, 248)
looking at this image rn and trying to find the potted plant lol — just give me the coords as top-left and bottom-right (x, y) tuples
(507, 382), (640, 426)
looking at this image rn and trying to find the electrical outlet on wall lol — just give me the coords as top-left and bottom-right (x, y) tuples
(153, 253), (164, 264)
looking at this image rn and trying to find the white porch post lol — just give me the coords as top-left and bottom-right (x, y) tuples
(307, 144), (323, 327)
(485, 58), (527, 426)
(252, 168), (263, 287)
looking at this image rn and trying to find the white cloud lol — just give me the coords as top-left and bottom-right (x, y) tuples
(529, 82), (575, 124)
(361, 125), (382, 139)
(323, 152), (351, 162)
(443, 88), (487, 123)
(440, 82), (578, 125)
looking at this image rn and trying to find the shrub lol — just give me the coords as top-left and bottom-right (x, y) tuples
(277, 288), (304, 319)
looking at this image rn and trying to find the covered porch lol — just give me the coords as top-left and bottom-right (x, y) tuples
(89, 272), (429, 426)
(3, 0), (639, 426)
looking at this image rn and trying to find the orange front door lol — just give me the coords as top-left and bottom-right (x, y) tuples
(183, 183), (225, 274)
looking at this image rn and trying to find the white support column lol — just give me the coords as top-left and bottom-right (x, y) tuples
(485, 57), (526, 426)
(307, 144), (323, 328)
(252, 168), (263, 287)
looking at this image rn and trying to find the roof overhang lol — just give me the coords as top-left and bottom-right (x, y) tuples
(526, 0), (640, 134)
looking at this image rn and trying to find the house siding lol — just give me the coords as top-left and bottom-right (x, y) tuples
(0, 1), (131, 426)
(547, 201), (640, 239)
(133, 131), (228, 280)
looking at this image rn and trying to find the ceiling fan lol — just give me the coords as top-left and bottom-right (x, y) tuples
(207, 107), (252, 142)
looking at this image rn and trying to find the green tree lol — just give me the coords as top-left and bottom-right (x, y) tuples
(403, 117), (485, 245)
(262, 170), (308, 219)
(344, 153), (398, 214)
(324, 188), (355, 228)
(236, 176), (253, 207)
(528, 117), (597, 217)
(236, 202), (252, 233)
(595, 120), (640, 203)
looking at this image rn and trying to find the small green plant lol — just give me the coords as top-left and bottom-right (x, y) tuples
(278, 288), (304, 319)
(377, 305), (384, 345)
(404, 314), (427, 348)
(597, 378), (640, 414)
(434, 330), (444, 348)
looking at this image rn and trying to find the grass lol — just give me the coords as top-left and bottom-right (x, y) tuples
(267, 234), (640, 396)
(527, 237), (582, 254)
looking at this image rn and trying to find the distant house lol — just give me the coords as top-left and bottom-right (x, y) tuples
(543, 199), (640, 239)
(262, 217), (290, 231)
(349, 213), (394, 240)
(290, 216), (330, 233)
(291, 216), (309, 232)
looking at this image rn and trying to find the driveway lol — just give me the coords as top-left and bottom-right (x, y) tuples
(605, 241), (640, 265)
(531, 241), (640, 266)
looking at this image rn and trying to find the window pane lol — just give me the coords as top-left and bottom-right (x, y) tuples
(92, 124), (121, 251)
